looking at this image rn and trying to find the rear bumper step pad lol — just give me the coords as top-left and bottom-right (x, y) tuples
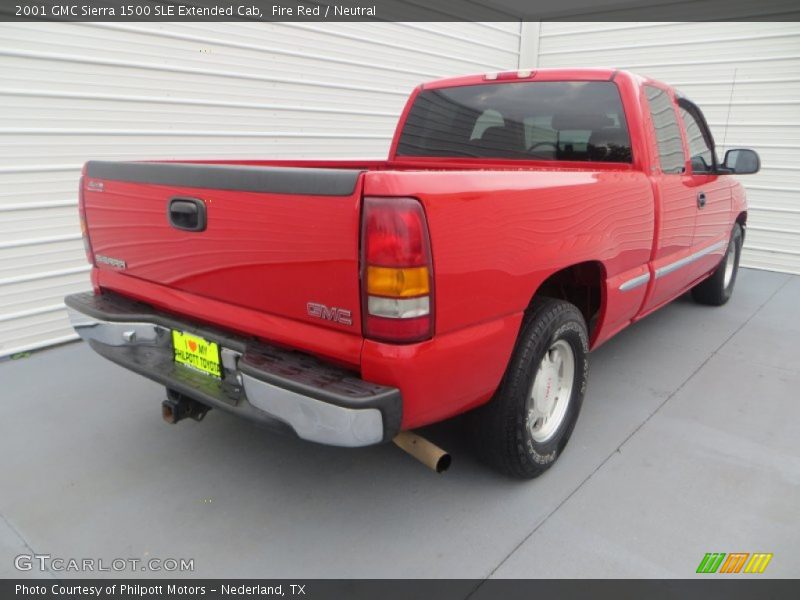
(65, 291), (401, 446)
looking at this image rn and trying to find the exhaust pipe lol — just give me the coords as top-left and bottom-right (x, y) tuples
(393, 431), (451, 473)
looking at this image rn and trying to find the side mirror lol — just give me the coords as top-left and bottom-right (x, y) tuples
(722, 148), (760, 175)
(690, 155), (710, 173)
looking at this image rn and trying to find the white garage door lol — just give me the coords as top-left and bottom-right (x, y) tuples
(0, 21), (521, 357)
(531, 22), (800, 275)
(3, 21), (798, 357)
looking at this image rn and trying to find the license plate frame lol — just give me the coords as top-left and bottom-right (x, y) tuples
(172, 330), (223, 379)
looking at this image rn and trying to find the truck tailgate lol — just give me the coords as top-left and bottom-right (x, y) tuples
(82, 161), (364, 337)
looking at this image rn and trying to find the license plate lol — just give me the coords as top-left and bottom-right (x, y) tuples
(172, 330), (222, 379)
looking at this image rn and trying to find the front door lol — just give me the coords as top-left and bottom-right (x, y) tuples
(678, 102), (732, 278)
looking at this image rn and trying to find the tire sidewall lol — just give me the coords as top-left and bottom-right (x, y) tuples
(723, 225), (743, 299)
(515, 306), (589, 470)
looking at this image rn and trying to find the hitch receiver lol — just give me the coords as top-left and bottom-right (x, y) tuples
(162, 388), (211, 424)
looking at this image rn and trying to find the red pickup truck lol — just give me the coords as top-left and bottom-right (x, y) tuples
(66, 68), (759, 478)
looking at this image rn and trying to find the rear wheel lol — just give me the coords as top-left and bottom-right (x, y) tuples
(692, 223), (743, 306)
(469, 297), (589, 479)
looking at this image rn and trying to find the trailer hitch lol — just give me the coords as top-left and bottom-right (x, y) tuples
(162, 388), (211, 424)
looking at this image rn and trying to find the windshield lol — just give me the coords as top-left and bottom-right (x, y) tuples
(396, 81), (632, 163)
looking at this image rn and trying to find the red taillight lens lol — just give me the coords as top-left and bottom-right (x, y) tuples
(78, 175), (94, 265)
(365, 198), (431, 267)
(361, 197), (434, 343)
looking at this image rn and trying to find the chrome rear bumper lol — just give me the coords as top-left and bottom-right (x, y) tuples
(65, 292), (401, 447)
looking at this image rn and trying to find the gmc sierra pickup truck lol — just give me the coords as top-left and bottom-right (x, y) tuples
(66, 68), (760, 478)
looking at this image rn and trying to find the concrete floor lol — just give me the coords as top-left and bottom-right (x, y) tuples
(1, 268), (798, 579)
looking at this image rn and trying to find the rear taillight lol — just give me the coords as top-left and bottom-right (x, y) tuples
(361, 197), (434, 343)
(78, 175), (94, 265)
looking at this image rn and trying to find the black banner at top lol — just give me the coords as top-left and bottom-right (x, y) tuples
(3, 0), (800, 21)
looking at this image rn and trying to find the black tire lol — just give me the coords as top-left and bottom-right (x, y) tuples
(468, 297), (589, 479)
(691, 223), (743, 306)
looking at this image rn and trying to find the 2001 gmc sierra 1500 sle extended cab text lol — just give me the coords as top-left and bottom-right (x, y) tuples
(66, 68), (760, 478)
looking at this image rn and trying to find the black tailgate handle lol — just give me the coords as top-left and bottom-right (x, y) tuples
(168, 197), (207, 232)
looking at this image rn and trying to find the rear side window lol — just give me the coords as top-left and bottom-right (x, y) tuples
(644, 86), (685, 174)
(396, 81), (632, 163)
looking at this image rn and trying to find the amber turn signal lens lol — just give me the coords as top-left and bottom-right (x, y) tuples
(366, 266), (429, 298)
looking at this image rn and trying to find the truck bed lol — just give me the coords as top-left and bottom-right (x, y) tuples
(82, 157), (635, 346)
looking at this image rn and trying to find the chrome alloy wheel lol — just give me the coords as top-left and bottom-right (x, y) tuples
(723, 236), (736, 289)
(526, 339), (575, 443)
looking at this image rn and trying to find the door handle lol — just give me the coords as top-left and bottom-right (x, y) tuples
(168, 197), (206, 232)
(697, 191), (707, 209)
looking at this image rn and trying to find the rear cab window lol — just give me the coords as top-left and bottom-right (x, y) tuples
(396, 81), (633, 163)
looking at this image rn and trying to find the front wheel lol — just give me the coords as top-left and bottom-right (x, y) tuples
(692, 223), (743, 306)
(469, 297), (589, 479)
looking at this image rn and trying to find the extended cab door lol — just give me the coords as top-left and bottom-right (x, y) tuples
(639, 84), (698, 312)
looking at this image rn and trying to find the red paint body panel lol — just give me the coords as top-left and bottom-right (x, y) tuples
(362, 313), (523, 428)
(84, 177), (365, 335)
(79, 69), (748, 431)
(95, 268), (364, 369)
(364, 168), (654, 338)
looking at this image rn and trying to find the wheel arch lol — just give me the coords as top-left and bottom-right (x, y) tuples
(526, 260), (607, 345)
(736, 211), (747, 241)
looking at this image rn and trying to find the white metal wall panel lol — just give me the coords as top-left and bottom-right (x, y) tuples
(533, 22), (800, 275)
(6, 21), (797, 356)
(0, 22), (521, 357)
